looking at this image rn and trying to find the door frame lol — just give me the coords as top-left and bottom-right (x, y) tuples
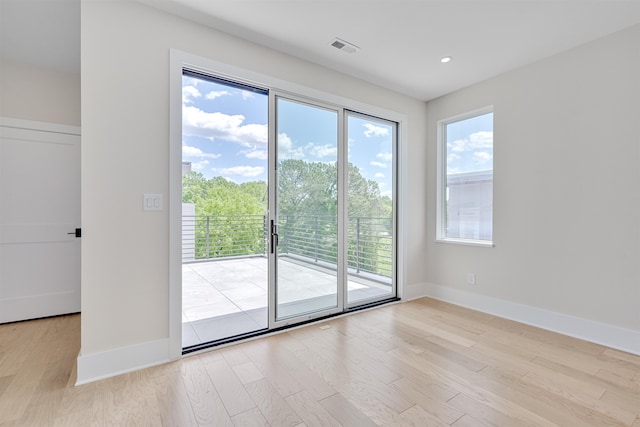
(169, 50), (408, 359)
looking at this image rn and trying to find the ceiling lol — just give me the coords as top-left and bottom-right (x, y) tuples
(1, 0), (638, 101)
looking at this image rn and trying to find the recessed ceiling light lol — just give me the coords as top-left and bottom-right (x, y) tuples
(440, 56), (452, 63)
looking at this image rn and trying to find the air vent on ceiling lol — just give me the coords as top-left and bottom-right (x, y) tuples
(330, 38), (359, 54)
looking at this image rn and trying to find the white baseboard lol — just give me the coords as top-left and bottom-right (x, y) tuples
(0, 291), (79, 324)
(421, 282), (640, 356)
(400, 282), (428, 301)
(76, 338), (171, 385)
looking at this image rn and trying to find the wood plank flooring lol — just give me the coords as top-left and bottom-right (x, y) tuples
(1, 298), (639, 426)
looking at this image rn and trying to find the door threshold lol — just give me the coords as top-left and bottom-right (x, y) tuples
(182, 297), (400, 356)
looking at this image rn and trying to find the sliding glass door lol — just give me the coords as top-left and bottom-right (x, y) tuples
(181, 70), (269, 349)
(180, 67), (398, 349)
(269, 98), (398, 326)
(346, 112), (396, 306)
(271, 97), (342, 324)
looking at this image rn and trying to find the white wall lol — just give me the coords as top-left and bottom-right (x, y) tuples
(0, 59), (80, 126)
(425, 25), (640, 351)
(79, 0), (428, 381)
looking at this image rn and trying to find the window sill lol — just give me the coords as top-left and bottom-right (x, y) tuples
(436, 238), (494, 248)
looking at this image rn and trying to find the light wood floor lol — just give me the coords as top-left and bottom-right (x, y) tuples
(1, 298), (639, 426)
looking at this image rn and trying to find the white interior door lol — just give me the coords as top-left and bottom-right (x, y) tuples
(0, 118), (81, 323)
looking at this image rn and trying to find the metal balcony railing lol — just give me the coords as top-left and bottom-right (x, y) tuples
(182, 214), (393, 279)
(182, 214), (267, 261)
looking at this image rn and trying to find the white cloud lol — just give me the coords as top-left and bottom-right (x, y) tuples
(205, 90), (230, 100)
(363, 123), (390, 138)
(376, 152), (392, 161)
(214, 165), (265, 178)
(182, 105), (268, 147)
(308, 143), (337, 159)
(183, 77), (201, 87)
(241, 90), (255, 100)
(447, 131), (493, 153)
(374, 172), (385, 178)
(447, 167), (461, 174)
(473, 151), (493, 164)
(278, 133), (293, 150)
(241, 148), (268, 160)
(182, 144), (221, 159)
(370, 161), (387, 168)
(448, 139), (467, 153)
(447, 153), (461, 163)
(182, 86), (201, 105)
(191, 160), (209, 170)
(278, 133), (305, 160)
(469, 131), (493, 148)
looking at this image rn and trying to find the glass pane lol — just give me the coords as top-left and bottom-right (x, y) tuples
(276, 98), (338, 320)
(181, 72), (268, 347)
(445, 112), (493, 241)
(346, 113), (395, 305)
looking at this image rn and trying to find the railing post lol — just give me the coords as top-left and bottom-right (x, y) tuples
(205, 216), (210, 258)
(284, 215), (289, 254)
(356, 216), (361, 273)
(263, 214), (268, 255)
(314, 215), (319, 262)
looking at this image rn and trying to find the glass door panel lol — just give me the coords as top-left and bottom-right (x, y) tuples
(181, 70), (269, 349)
(346, 112), (396, 305)
(274, 97), (340, 322)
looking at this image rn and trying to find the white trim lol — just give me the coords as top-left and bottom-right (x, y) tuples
(168, 52), (183, 361)
(76, 339), (171, 385)
(0, 291), (79, 324)
(400, 282), (428, 301)
(436, 238), (494, 248)
(423, 282), (640, 356)
(396, 119), (408, 301)
(0, 117), (80, 136)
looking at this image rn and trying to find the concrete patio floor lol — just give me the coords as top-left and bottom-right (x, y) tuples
(182, 256), (392, 347)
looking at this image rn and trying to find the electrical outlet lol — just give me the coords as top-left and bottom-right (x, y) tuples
(467, 273), (476, 285)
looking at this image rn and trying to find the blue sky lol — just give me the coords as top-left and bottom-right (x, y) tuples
(182, 75), (395, 197)
(445, 112), (494, 175)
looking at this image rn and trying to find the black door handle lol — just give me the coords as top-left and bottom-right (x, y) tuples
(67, 228), (82, 238)
(270, 220), (278, 254)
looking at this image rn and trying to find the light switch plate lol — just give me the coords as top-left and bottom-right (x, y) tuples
(143, 193), (163, 211)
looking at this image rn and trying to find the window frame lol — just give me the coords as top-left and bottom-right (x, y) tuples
(436, 106), (494, 247)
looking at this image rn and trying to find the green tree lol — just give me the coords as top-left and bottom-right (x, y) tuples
(183, 172), (267, 258)
(182, 161), (393, 277)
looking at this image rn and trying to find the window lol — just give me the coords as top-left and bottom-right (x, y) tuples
(437, 107), (493, 245)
